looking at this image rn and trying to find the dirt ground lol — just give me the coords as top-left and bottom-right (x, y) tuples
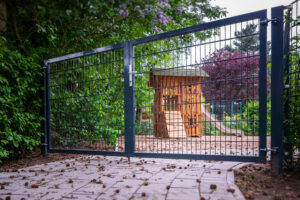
(0, 150), (82, 172)
(234, 163), (300, 200)
(54, 136), (270, 155)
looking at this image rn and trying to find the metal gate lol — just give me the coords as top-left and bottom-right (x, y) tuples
(42, 44), (127, 156)
(42, 7), (290, 164)
(131, 9), (267, 162)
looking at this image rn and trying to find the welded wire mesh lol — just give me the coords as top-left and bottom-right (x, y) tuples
(134, 19), (264, 156)
(48, 48), (125, 151)
(284, 0), (300, 168)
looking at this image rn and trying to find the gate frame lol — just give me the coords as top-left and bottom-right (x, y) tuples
(42, 42), (128, 157)
(130, 9), (268, 162)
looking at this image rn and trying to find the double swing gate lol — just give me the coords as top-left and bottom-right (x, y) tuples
(42, 5), (298, 172)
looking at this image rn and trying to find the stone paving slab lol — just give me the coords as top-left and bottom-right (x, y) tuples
(0, 156), (247, 200)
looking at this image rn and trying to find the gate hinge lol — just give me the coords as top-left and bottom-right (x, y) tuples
(260, 17), (280, 25)
(260, 147), (279, 152)
(41, 143), (48, 146)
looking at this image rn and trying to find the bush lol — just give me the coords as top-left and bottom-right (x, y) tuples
(0, 45), (42, 163)
(223, 101), (271, 136)
(49, 56), (125, 147)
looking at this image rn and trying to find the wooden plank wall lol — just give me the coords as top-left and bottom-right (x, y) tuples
(152, 75), (203, 138)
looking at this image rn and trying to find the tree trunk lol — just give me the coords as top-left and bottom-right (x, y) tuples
(0, 0), (7, 33)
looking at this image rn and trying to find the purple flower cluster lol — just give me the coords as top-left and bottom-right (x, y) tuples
(119, 4), (129, 18)
(144, 5), (153, 14)
(117, 1), (178, 32)
(153, 26), (162, 33)
(159, 0), (170, 9)
(176, 7), (184, 14)
(156, 11), (171, 25)
(135, 5), (142, 13)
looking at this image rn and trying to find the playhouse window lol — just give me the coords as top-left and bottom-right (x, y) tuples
(188, 116), (197, 126)
(188, 86), (192, 93)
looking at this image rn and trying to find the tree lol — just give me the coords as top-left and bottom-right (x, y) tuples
(225, 24), (271, 62)
(3, 0), (226, 59)
(0, 0), (227, 161)
(233, 24), (259, 53)
(201, 49), (260, 102)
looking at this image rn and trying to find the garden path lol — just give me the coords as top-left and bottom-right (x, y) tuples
(0, 156), (248, 200)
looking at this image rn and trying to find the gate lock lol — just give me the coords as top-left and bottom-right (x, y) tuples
(260, 147), (279, 153)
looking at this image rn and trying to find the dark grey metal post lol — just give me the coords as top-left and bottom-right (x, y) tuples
(259, 10), (268, 163)
(46, 62), (52, 150)
(124, 42), (135, 158)
(271, 6), (285, 173)
(41, 61), (48, 155)
(283, 9), (291, 168)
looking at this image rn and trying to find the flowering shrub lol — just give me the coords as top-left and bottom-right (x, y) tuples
(201, 49), (260, 101)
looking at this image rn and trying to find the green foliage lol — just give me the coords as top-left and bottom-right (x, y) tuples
(287, 48), (300, 147)
(233, 24), (259, 53)
(4, 0), (226, 59)
(0, 43), (42, 163)
(222, 101), (271, 136)
(1, 0), (226, 159)
(203, 116), (222, 136)
(50, 53), (124, 147)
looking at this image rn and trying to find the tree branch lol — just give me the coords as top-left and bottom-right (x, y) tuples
(5, 0), (29, 55)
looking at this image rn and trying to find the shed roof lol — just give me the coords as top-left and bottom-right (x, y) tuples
(152, 68), (209, 77)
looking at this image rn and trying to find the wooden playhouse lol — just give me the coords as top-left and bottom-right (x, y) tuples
(149, 68), (209, 138)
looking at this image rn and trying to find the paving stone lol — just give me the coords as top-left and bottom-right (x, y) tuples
(0, 155), (247, 200)
(149, 171), (179, 184)
(0, 194), (31, 200)
(176, 169), (204, 179)
(200, 180), (229, 194)
(171, 178), (199, 188)
(211, 162), (240, 170)
(201, 192), (236, 200)
(166, 188), (199, 200)
(136, 183), (167, 198)
(63, 193), (99, 200)
(96, 186), (133, 200)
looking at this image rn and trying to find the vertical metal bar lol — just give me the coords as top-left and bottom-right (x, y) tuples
(271, 6), (285, 173)
(259, 10), (267, 162)
(46, 62), (52, 150)
(283, 8), (291, 167)
(124, 42), (135, 158)
(41, 61), (48, 155)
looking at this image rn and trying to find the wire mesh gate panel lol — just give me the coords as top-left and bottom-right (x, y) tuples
(43, 10), (268, 162)
(45, 44), (126, 154)
(132, 10), (267, 162)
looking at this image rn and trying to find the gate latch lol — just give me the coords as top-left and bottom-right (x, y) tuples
(260, 17), (280, 25)
(260, 147), (279, 152)
(128, 64), (136, 87)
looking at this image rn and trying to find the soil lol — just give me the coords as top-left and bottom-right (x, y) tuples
(0, 149), (82, 172)
(234, 163), (300, 200)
